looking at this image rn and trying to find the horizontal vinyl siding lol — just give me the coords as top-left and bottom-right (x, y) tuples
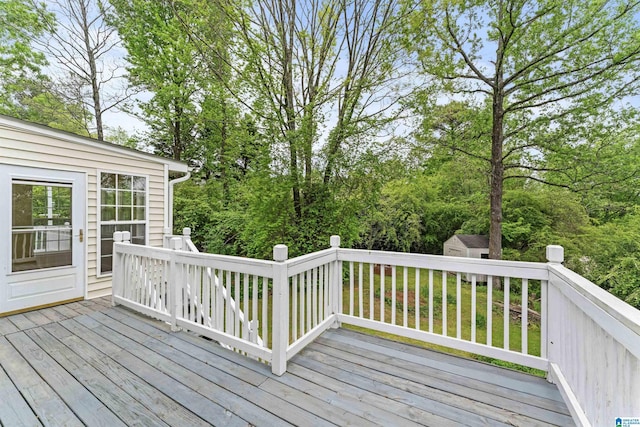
(1, 125), (169, 299)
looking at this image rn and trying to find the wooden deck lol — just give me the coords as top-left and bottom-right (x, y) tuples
(0, 299), (574, 426)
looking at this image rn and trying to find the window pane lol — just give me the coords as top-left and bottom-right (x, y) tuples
(118, 207), (132, 221)
(101, 236), (114, 255)
(101, 206), (116, 221)
(101, 189), (116, 205)
(101, 255), (113, 274)
(133, 176), (146, 191)
(101, 224), (116, 235)
(133, 207), (145, 220)
(133, 191), (145, 206)
(101, 173), (116, 189)
(12, 182), (73, 272)
(117, 190), (132, 206)
(117, 175), (131, 190)
(132, 224), (146, 239)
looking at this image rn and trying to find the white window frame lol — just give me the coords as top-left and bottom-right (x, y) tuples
(97, 170), (149, 277)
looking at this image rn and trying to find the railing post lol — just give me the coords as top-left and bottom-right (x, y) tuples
(169, 237), (183, 332)
(544, 245), (564, 379)
(182, 227), (191, 249)
(546, 245), (564, 264)
(163, 227), (171, 248)
(330, 235), (341, 328)
(272, 244), (289, 376)
(112, 231), (125, 307)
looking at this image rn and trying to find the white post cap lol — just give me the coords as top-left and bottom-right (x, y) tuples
(170, 237), (183, 250)
(183, 227), (191, 236)
(546, 245), (564, 264)
(330, 235), (341, 248)
(273, 244), (288, 261)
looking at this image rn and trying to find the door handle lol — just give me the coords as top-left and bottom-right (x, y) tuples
(79, 229), (84, 243)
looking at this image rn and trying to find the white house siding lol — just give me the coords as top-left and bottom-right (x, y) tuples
(0, 121), (184, 299)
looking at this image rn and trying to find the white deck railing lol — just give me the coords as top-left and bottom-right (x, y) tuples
(336, 247), (550, 370)
(546, 261), (640, 426)
(162, 229), (264, 350)
(112, 235), (640, 427)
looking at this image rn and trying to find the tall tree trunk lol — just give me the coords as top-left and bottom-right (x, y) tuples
(281, 0), (301, 219)
(173, 102), (183, 161)
(79, 0), (103, 140)
(489, 4), (505, 262)
(303, 108), (313, 202)
(489, 93), (504, 261)
(220, 98), (229, 203)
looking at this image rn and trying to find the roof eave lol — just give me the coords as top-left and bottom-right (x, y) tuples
(0, 114), (189, 172)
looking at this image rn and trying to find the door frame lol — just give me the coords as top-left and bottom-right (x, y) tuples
(0, 164), (87, 314)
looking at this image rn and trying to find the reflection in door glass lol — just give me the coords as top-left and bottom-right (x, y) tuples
(11, 182), (73, 272)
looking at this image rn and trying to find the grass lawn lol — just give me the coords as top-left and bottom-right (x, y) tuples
(235, 263), (546, 376)
(339, 263), (546, 376)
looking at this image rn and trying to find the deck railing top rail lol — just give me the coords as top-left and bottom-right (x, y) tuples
(549, 263), (640, 339)
(338, 248), (550, 280)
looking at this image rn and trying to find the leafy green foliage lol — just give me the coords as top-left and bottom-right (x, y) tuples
(0, 0), (48, 82)
(362, 173), (473, 254)
(0, 1), (93, 134)
(501, 188), (590, 261)
(567, 210), (640, 308)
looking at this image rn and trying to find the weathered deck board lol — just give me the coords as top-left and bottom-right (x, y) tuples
(0, 362), (40, 427)
(50, 303), (83, 318)
(21, 310), (54, 327)
(5, 332), (126, 427)
(338, 327), (563, 398)
(0, 318), (19, 336)
(0, 297), (112, 336)
(35, 307), (69, 323)
(44, 321), (211, 427)
(5, 313), (38, 331)
(80, 312), (298, 427)
(101, 309), (333, 427)
(312, 336), (569, 425)
(24, 327), (170, 427)
(0, 299), (574, 426)
(66, 317), (249, 426)
(0, 336), (82, 426)
(319, 330), (572, 413)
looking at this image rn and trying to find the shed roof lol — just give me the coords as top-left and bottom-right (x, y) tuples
(454, 234), (489, 248)
(0, 114), (188, 173)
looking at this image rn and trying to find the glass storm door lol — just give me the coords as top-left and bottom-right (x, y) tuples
(1, 166), (86, 314)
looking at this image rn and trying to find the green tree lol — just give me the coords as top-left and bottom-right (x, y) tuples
(223, 0), (407, 223)
(107, 0), (204, 161)
(406, 0), (640, 259)
(0, 1), (92, 134)
(109, 0), (252, 205)
(15, 80), (92, 135)
(0, 0), (48, 112)
(570, 209), (640, 309)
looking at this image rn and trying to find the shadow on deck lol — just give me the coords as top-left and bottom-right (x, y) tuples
(0, 299), (573, 426)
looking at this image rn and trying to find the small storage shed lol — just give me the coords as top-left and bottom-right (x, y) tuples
(443, 234), (490, 282)
(0, 115), (188, 315)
